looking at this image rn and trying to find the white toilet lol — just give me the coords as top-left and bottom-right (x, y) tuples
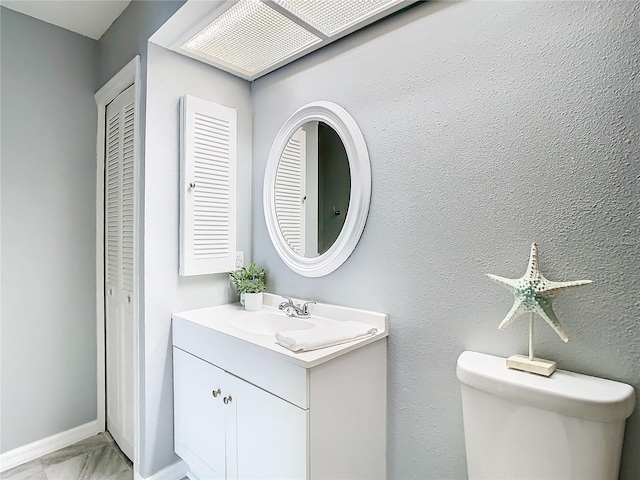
(457, 351), (636, 479)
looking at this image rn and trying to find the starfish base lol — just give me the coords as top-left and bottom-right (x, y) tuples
(506, 354), (557, 377)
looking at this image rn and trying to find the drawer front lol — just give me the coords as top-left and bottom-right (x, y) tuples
(173, 316), (309, 408)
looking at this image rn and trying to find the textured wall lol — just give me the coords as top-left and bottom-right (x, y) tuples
(0, 7), (98, 453)
(251, 2), (640, 478)
(143, 43), (252, 478)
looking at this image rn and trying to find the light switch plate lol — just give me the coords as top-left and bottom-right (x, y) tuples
(235, 251), (244, 269)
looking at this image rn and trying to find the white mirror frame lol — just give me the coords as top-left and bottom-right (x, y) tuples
(264, 101), (371, 277)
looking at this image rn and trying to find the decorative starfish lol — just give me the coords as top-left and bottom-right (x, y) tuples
(487, 243), (593, 342)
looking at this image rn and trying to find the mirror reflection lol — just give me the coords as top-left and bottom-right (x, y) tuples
(274, 121), (351, 258)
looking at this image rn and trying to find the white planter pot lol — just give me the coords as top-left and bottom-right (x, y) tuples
(242, 292), (263, 311)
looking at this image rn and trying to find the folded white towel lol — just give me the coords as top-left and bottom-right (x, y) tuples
(275, 321), (378, 352)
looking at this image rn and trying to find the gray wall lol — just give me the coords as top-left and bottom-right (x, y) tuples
(1, 7), (98, 453)
(98, 0), (185, 88)
(252, 2), (640, 479)
(0, 0), (185, 461)
(142, 43), (252, 478)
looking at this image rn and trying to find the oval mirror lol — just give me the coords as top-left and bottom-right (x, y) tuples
(264, 101), (371, 277)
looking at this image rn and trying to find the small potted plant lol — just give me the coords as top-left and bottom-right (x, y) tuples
(230, 263), (266, 311)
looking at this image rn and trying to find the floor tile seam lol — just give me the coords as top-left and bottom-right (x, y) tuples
(0, 459), (46, 480)
(1, 435), (128, 480)
(85, 444), (130, 479)
(107, 442), (132, 468)
(39, 440), (109, 469)
(43, 445), (114, 480)
(45, 445), (107, 480)
(42, 452), (87, 480)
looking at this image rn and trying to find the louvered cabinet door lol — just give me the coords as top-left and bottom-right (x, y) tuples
(180, 95), (237, 276)
(105, 84), (135, 461)
(274, 128), (306, 255)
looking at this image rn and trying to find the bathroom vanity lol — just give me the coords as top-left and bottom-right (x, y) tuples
(172, 294), (388, 480)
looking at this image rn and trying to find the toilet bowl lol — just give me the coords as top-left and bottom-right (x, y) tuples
(457, 351), (636, 479)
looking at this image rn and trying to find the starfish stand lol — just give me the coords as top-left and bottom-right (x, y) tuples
(506, 313), (557, 376)
(487, 243), (592, 378)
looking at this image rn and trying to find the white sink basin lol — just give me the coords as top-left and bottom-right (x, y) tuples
(173, 293), (388, 367)
(228, 312), (315, 336)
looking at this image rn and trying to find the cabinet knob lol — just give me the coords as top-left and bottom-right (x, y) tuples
(127, 295), (132, 303)
(189, 182), (196, 189)
(212, 388), (221, 398)
(223, 395), (233, 405)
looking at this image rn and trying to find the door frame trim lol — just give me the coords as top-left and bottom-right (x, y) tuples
(94, 56), (141, 464)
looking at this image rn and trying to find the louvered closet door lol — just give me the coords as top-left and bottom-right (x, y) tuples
(105, 84), (135, 461)
(180, 95), (237, 276)
(274, 128), (306, 255)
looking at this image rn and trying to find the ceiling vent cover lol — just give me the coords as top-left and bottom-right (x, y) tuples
(180, 0), (408, 80)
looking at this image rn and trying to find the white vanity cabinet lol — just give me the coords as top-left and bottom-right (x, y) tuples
(173, 347), (307, 480)
(172, 300), (388, 480)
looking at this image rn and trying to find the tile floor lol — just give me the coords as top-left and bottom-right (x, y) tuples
(1, 433), (133, 480)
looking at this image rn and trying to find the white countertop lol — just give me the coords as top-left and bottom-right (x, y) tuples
(172, 293), (389, 368)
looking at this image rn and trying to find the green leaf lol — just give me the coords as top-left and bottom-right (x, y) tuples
(229, 263), (266, 294)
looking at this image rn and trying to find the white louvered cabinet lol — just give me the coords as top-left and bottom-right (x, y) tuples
(180, 95), (237, 276)
(104, 84), (135, 460)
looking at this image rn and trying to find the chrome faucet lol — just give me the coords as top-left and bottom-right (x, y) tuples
(278, 297), (316, 318)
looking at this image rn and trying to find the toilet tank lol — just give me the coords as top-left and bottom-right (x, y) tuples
(457, 351), (636, 480)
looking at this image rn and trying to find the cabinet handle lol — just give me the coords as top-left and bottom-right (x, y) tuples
(223, 395), (233, 405)
(212, 388), (221, 398)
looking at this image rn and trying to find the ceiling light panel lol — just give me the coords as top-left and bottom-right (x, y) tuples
(183, 0), (321, 76)
(271, 0), (403, 37)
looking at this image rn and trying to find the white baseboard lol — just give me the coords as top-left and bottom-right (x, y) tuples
(135, 460), (189, 480)
(0, 420), (100, 472)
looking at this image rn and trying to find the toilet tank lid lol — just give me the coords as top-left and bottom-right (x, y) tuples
(457, 351), (636, 423)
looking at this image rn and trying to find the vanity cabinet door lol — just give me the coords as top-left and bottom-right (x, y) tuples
(231, 374), (308, 479)
(173, 347), (229, 480)
(173, 347), (308, 479)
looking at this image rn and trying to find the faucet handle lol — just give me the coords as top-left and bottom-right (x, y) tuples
(279, 297), (294, 310)
(301, 301), (316, 315)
